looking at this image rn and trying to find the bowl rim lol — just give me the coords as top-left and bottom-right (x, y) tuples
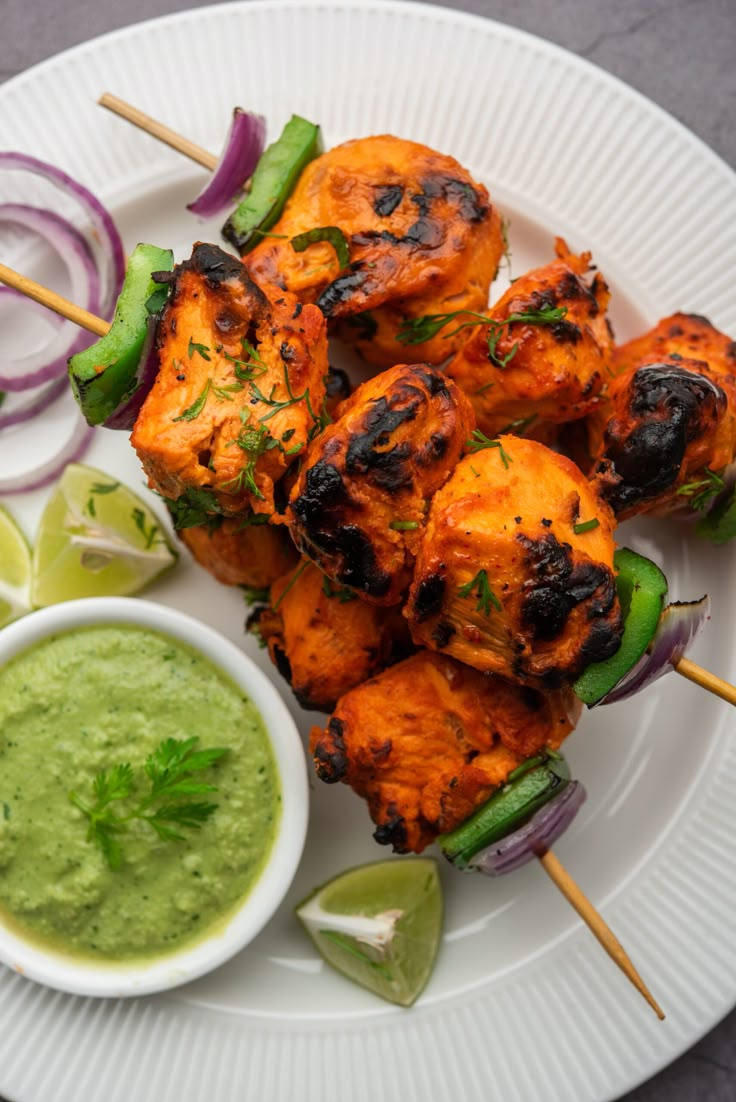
(0, 596), (309, 998)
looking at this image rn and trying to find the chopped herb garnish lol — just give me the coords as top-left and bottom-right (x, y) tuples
(173, 379), (211, 422)
(188, 338), (212, 361)
(90, 481), (121, 495)
(466, 429), (512, 468)
(676, 467), (725, 513)
(165, 487), (222, 531)
(234, 512), (271, 531)
(241, 584), (270, 605)
(397, 304), (568, 370)
(273, 560), (309, 611)
(457, 568), (501, 616)
(321, 576), (357, 602)
(345, 311), (378, 340)
(86, 497), (96, 518)
(69, 736), (228, 870)
(470, 464), (480, 478)
(291, 226), (351, 270)
(572, 518), (600, 535)
(212, 381), (245, 401)
(498, 414), (538, 436)
(389, 519), (420, 530)
(131, 507), (160, 549)
(221, 423), (279, 500)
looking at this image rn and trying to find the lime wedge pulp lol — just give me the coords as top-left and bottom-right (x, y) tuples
(31, 463), (178, 606)
(0, 505), (32, 627)
(296, 858), (443, 1007)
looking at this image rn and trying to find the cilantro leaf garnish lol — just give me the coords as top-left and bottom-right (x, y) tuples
(466, 429), (512, 468)
(69, 737), (228, 870)
(457, 569), (502, 616)
(173, 379), (211, 422)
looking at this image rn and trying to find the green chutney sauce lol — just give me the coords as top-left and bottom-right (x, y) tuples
(0, 624), (280, 962)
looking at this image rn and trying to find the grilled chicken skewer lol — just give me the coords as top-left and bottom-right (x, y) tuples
(1, 258), (734, 712)
(311, 649), (663, 1018)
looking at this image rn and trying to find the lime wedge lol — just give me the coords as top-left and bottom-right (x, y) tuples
(296, 858), (443, 1007)
(0, 505), (32, 627)
(31, 463), (178, 606)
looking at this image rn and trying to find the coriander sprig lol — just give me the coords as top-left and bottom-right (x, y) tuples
(69, 736), (228, 870)
(396, 304), (568, 370)
(457, 569), (502, 616)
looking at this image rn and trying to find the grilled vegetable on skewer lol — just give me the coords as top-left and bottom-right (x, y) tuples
(311, 650), (663, 1017)
(1, 257), (731, 705)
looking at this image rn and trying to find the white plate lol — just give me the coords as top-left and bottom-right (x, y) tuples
(1, 3), (736, 1100)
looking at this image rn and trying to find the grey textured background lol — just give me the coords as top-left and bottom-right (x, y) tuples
(1, 0), (735, 1099)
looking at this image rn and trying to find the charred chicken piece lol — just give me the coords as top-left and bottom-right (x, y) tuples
(287, 364), (475, 605)
(588, 356), (736, 519)
(245, 135), (504, 367)
(405, 436), (622, 689)
(131, 243), (328, 518)
(611, 312), (736, 381)
(446, 239), (613, 437)
(310, 650), (581, 853)
(179, 515), (298, 589)
(250, 561), (413, 712)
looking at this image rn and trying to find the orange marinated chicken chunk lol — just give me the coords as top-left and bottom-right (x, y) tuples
(287, 364), (475, 604)
(245, 135), (504, 367)
(310, 650), (581, 853)
(251, 561), (412, 712)
(587, 315), (736, 519)
(179, 516), (298, 588)
(131, 243), (328, 518)
(446, 239), (613, 437)
(405, 436), (622, 688)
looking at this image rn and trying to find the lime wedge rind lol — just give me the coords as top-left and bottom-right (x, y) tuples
(31, 463), (178, 607)
(296, 857), (443, 1008)
(0, 506), (32, 628)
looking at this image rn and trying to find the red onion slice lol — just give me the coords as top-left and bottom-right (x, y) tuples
(467, 781), (587, 877)
(597, 595), (710, 705)
(0, 412), (95, 495)
(0, 151), (125, 317)
(187, 108), (266, 218)
(0, 204), (100, 390)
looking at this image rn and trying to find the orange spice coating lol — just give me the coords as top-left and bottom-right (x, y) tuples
(245, 135), (504, 367)
(251, 561), (413, 712)
(446, 239), (613, 437)
(131, 243), (328, 517)
(287, 364), (475, 605)
(310, 650), (581, 853)
(611, 312), (736, 382)
(179, 517), (298, 588)
(587, 315), (736, 519)
(404, 436), (622, 689)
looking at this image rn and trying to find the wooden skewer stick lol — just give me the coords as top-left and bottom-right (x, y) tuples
(0, 259), (670, 1018)
(0, 262), (109, 337)
(674, 656), (736, 705)
(537, 849), (665, 1020)
(0, 261), (733, 713)
(98, 93), (217, 173)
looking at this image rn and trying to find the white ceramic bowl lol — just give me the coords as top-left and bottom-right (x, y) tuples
(0, 597), (309, 998)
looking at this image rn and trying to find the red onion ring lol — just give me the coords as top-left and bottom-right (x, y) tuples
(0, 204), (100, 390)
(187, 108), (266, 218)
(0, 151), (125, 317)
(467, 781), (587, 876)
(0, 413), (95, 495)
(597, 595), (710, 705)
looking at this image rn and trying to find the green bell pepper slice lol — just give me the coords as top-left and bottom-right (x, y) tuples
(573, 547), (668, 706)
(68, 242), (174, 427)
(437, 751), (570, 869)
(222, 115), (321, 255)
